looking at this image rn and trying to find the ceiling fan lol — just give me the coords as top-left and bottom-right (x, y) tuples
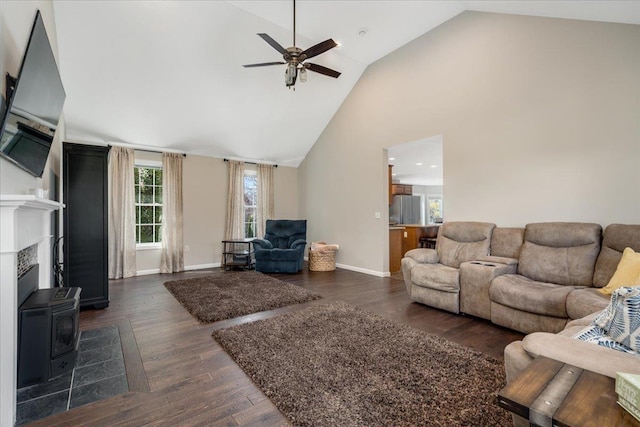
(243, 0), (341, 89)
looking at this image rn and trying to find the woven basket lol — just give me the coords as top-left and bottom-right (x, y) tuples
(309, 250), (336, 272)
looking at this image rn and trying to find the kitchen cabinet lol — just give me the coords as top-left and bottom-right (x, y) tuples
(389, 227), (403, 272)
(401, 226), (420, 256)
(392, 184), (412, 195)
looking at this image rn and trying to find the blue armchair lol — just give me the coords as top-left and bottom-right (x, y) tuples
(252, 220), (307, 273)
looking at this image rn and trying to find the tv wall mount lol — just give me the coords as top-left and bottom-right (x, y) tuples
(5, 73), (16, 108)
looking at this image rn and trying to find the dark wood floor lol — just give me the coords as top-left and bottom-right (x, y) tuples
(29, 266), (523, 426)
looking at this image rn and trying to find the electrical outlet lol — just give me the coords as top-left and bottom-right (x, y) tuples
(184, 245), (190, 252)
(374, 211), (381, 219)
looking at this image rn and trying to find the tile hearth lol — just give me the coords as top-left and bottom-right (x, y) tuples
(16, 325), (129, 425)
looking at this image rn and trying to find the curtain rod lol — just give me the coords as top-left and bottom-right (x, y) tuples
(136, 148), (186, 157)
(223, 158), (278, 167)
(109, 144), (186, 157)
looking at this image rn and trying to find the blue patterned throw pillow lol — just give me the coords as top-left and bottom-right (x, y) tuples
(574, 287), (640, 354)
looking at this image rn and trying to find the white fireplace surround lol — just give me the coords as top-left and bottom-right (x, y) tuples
(0, 195), (63, 427)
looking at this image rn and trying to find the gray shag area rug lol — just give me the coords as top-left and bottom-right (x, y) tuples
(163, 271), (322, 323)
(212, 301), (511, 427)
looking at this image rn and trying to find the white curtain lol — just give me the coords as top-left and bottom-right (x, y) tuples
(160, 153), (184, 273)
(108, 146), (137, 279)
(256, 163), (275, 238)
(224, 160), (245, 240)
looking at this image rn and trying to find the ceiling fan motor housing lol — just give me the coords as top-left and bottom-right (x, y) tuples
(284, 47), (304, 65)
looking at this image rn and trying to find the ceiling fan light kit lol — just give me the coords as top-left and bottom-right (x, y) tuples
(243, 0), (341, 89)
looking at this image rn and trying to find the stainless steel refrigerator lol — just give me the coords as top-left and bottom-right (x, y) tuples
(390, 195), (421, 224)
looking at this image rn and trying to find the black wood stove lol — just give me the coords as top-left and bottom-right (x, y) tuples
(17, 272), (81, 388)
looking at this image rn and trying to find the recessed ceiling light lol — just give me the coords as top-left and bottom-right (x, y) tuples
(430, 165), (437, 168)
(389, 157), (395, 161)
(392, 173), (397, 176)
(416, 162), (423, 166)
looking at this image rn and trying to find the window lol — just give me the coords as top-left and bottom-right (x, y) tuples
(427, 194), (443, 224)
(244, 172), (257, 238)
(135, 164), (163, 245)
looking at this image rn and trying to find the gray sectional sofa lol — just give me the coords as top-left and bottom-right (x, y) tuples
(402, 222), (640, 426)
(400, 221), (634, 333)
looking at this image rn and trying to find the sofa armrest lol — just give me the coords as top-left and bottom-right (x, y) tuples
(459, 260), (517, 319)
(477, 255), (518, 266)
(404, 248), (439, 264)
(290, 239), (307, 251)
(252, 239), (273, 250)
(522, 332), (640, 378)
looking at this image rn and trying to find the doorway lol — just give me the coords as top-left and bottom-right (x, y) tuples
(387, 134), (443, 226)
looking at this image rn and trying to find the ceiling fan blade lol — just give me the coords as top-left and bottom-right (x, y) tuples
(257, 33), (288, 55)
(243, 62), (286, 68)
(301, 39), (338, 60)
(305, 63), (341, 79)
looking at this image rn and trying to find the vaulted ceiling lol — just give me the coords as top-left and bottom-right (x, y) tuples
(53, 1), (640, 167)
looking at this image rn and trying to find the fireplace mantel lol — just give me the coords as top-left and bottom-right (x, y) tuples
(1, 195), (64, 252)
(0, 195), (63, 427)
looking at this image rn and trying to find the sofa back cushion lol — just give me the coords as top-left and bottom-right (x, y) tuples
(490, 227), (524, 259)
(437, 222), (495, 268)
(593, 224), (640, 288)
(264, 219), (307, 249)
(518, 222), (602, 286)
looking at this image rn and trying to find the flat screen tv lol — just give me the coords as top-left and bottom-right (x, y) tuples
(0, 10), (66, 177)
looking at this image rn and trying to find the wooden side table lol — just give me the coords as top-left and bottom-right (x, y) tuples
(221, 239), (255, 270)
(498, 356), (640, 427)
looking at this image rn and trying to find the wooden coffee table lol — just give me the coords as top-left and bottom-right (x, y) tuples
(498, 356), (640, 427)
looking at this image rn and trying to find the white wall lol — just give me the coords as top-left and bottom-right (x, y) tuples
(136, 155), (300, 273)
(299, 12), (640, 275)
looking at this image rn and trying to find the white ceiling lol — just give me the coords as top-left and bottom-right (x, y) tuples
(388, 135), (443, 187)
(52, 1), (640, 167)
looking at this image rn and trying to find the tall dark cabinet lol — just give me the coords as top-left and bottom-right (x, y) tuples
(63, 143), (109, 309)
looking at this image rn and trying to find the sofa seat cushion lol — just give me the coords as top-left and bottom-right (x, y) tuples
(410, 263), (459, 293)
(490, 274), (577, 318)
(566, 288), (610, 320)
(566, 311), (601, 329)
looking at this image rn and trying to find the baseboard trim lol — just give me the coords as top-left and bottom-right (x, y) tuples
(136, 263), (221, 276)
(334, 263), (389, 278)
(303, 256), (389, 277)
(185, 263), (220, 271)
(136, 268), (160, 276)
